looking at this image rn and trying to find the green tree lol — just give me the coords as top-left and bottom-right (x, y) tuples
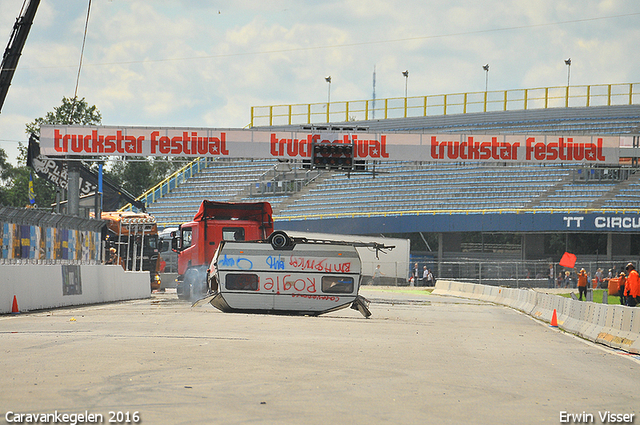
(20, 96), (103, 165)
(0, 147), (15, 205)
(0, 167), (56, 208)
(25, 96), (102, 138)
(0, 97), (104, 208)
(106, 156), (185, 198)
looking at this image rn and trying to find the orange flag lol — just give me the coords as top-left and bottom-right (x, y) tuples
(559, 252), (577, 268)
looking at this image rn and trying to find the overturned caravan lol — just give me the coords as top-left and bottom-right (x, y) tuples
(193, 231), (393, 318)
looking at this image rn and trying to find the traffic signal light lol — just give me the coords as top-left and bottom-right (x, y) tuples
(311, 142), (353, 170)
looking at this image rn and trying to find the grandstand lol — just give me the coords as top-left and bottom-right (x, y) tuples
(139, 89), (640, 282)
(147, 158), (279, 225)
(146, 103), (640, 224)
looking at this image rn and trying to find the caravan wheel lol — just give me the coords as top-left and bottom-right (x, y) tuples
(269, 231), (292, 250)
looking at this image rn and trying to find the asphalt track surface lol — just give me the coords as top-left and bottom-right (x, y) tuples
(2, 287), (639, 425)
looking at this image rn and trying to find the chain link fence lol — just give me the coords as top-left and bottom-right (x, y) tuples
(399, 257), (640, 289)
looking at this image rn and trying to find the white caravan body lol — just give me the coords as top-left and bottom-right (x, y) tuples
(202, 236), (371, 316)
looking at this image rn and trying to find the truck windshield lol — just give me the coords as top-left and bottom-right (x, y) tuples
(182, 227), (193, 249)
(147, 235), (158, 249)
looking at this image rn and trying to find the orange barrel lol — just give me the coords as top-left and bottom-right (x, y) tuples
(608, 277), (620, 296)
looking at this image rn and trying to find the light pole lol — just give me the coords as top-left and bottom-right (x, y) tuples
(402, 70), (409, 98)
(482, 64), (489, 92)
(564, 58), (571, 86)
(325, 76), (331, 104)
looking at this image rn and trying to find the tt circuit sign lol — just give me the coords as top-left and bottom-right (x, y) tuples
(39, 125), (621, 165)
(563, 215), (640, 231)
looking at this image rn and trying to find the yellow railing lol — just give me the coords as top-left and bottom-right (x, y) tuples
(273, 207), (640, 221)
(250, 82), (639, 127)
(118, 157), (214, 213)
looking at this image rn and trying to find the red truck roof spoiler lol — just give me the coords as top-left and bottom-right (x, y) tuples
(193, 200), (273, 224)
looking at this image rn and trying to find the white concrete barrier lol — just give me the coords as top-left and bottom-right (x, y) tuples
(431, 280), (451, 296)
(486, 286), (501, 304)
(492, 287), (508, 305)
(1, 264), (150, 314)
(619, 308), (640, 353)
(581, 303), (607, 342)
(431, 280), (640, 354)
(596, 305), (630, 350)
(628, 309), (640, 354)
(531, 293), (554, 323)
(514, 290), (537, 315)
(526, 290), (540, 315)
(562, 300), (585, 335)
(555, 297), (571, 328)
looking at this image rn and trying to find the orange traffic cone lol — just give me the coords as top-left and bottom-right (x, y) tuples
(11, 295), (19, 314)
(550, 308), (558, 327)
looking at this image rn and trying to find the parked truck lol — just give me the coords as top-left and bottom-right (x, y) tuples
(158, 227), (178, 273)
(172, 200), (274, 300)
(102, 211), (162, 290)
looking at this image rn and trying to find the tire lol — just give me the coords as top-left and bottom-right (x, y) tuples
(176, 281), (190, 300)
(269, 230), (292, 250)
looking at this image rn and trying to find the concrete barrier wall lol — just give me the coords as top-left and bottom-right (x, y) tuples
(1, 264), (150, 314)
(433, 280), (640, 354)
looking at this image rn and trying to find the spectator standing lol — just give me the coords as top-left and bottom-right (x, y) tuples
(618, 272), (626, 305)
(424, 268), (434, 286)
(595, 268), (603, 288)
(106, 247), (117, 265)
(577, 268), (588, 301)
(412, 263), (421, 286)
(624, 263), (640, 307)
(373, 265), (384, 286)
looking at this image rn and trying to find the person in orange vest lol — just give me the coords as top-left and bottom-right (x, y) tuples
(624, 263), (640, 307)
(577, 268), (588, 301)
(618, 272), (626, 306)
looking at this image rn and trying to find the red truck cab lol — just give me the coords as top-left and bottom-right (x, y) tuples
(173, 201), (273, 299)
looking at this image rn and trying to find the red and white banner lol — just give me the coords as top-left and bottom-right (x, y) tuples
(40, 125), (621, 165)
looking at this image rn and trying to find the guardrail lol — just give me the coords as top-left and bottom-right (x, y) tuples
(432, 280), (640, 354)
(250, 82), (640, 127)
(118, 157), (215, 213)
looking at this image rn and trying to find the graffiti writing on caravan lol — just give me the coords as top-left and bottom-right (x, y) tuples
(289, 256), (352, 273)
(263, 275), (318, 294)
(430, 136), (607, 162)
(292, 294), (340, 302)
(270, 134), (389, 159)
(52, 129), (229, 156)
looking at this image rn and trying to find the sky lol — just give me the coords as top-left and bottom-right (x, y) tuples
(0, 0), (639, 165)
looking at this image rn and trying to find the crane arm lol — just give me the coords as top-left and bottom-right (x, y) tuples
(0, 0), (40, 113)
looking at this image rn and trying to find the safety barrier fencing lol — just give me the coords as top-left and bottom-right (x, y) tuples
(1, 205), (104, 265)
(432, 280), (640, 354)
